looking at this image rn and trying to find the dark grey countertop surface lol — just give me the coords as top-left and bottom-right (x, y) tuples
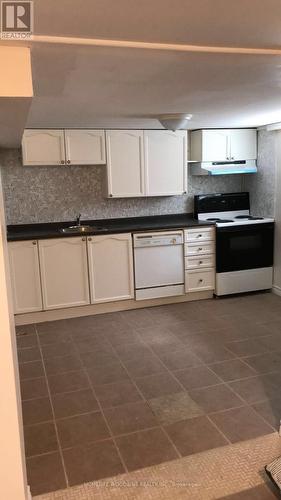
(7, 213), (215, 242)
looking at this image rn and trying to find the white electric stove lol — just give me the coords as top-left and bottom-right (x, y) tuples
(194, 193), (275, 296)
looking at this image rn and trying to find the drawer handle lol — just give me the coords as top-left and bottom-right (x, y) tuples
(199, 279), (204, 283)
(197, 234), (203, 238)
(199, 260), (203, 264)
(198, 247), (203, 251)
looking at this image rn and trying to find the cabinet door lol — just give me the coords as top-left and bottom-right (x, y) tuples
(22, 129), (65, 166)
(106, 130), (145, 197)
(202, 130), (230, 161)
(8, 241), (42, 314)
(144, 130), (187, 195)
(64, 130), (106, 165)
(196, 130), (229, 161)
(229, 129), (257, 160)
(39, 237), (90, 310)
(87, 233), (134, 303)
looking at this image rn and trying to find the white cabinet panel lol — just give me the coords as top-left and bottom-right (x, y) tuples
(144, 130), (187, 195)
(64, 130), (106, 165)
(184, 227), (215, 243)
(185, 269), (215, 292)
(191, 130), (229, 162)
(22, 129), (65, 166)
(88, 233), (134, 303)
(39, 237), (90, 310)
(229, 129), (257, 160)
(106, 130), (145, 197)
(8, 240), (42, 313)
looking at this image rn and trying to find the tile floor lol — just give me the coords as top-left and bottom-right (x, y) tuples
(16, 292), (281, 496)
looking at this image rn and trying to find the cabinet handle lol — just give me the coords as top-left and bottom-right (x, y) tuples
(199, 279), (203, 283)
(198, 247), (203, 251)
(88, 237), (92, 241)
(61, 160), (65, 164)
(197, 234), (202, 238)
(67, 160), (71, 164)
(226, 156), (230, 160)
(231, 157), (234, 160)
(32, 241), (37, 245)
(199, 260), (203, 264)
(82, 237), (86, 241)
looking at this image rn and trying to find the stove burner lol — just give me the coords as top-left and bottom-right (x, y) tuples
(207, 218), (234, 223)
(235, 215), (264, 220)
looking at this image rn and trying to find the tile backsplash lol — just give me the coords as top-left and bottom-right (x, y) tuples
(0, 148), (243, 225)
(245, 129), (276, 218)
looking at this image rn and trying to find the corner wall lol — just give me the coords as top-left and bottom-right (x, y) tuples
(273, 131), (281, 292)
(244, 129), (276, 217)
(0, 171), (28, 499)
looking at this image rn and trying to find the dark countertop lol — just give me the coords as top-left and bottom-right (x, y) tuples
(7, 213), (215, 242)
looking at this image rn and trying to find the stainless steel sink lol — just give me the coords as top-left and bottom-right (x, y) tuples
(60, 225), (93, 234)
(60, 225), (109, 234)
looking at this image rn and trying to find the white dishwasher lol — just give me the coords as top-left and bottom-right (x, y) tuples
(133, 231), (184, 300)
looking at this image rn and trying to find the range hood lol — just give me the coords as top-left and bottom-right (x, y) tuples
(190, 159), (257, 176)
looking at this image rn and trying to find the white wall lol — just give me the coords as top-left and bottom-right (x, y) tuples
(273, 131), (281, 292)
(0, 171), (28, 499)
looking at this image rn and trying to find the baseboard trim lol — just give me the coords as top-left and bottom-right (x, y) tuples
(15, 291), (214, 325)
(272, 285), (281, 297)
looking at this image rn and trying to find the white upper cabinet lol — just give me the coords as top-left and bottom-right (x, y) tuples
(22, 129), (65, 166)
(64, 129), (106, 165)
(87, 233), (134, 303)
(106, 130), (145, 197)
(106, 129), (187, 197)
(38, 237), (90, 310)
(22, 129), (106, 166)
(144, 130), (187, 195)
(228, 129), (257, 160)
(190, 129), (257, 162)
(8, 240), (43, 314)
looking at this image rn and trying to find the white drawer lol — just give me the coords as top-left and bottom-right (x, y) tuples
(185, 269), (215, 293)
(184, 227), (215, 243)
(185, 254), (215, 270)
(184, 242), (215, 256)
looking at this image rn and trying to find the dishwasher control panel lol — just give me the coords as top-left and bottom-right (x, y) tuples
(133, 231), (183, 247)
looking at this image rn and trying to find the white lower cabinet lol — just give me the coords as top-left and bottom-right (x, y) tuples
(184, 227), (215, 293)
(185, 269), (215, 292)
(38, 237), (90, 310)
(87, 233), (134, 303)
(8, 240), (43, 314)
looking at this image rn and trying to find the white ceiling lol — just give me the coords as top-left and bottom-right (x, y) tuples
(19, 0), (281, 129)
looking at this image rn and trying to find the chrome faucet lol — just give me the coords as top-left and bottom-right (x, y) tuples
(76, 213), (82, 226)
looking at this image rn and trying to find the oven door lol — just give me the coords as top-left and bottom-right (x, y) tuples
(216, 223), (274, 273)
